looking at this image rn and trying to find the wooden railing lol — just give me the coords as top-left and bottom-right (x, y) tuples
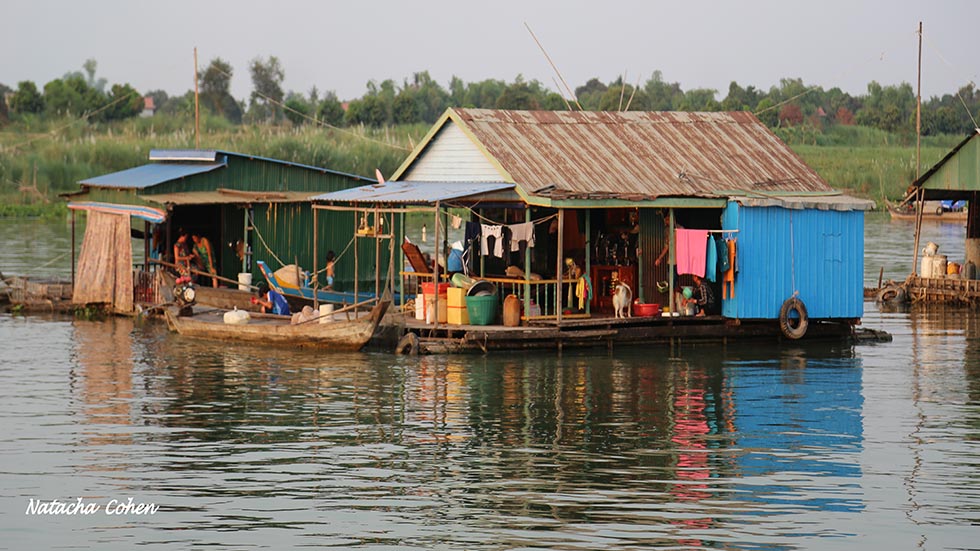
(400, 271), (579, 319)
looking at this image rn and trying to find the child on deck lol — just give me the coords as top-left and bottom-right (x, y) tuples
(325, 250), (336, 289)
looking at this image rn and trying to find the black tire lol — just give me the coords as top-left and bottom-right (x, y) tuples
(876, 285), (907, 303)
(396, 332), (419, 355)
(779, 297), (809, 340)
(936, 206), (944, 215)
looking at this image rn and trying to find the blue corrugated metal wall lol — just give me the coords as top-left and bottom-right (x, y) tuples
(721, 202), (864, 319)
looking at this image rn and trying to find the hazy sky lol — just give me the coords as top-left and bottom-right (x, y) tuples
(3, 0), (978, 103)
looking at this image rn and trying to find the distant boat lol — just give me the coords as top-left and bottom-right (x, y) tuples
(164, 299), (389, 351)
(886, 200), (967, 222)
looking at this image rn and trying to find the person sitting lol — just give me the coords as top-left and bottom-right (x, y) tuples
(251, 281), (290, 315)
(688, 274), (717, 316)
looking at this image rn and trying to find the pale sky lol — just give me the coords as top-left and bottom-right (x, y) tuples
(3, 0), (978, 103)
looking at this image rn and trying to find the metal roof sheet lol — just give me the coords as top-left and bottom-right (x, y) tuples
(148, 149), (219, 161)
(143, 190), (315, 205)
(311, 181), (516, 204)
(79, 161), (226, 189)
(66, 201), (167, 223)
(449, 108), (833, 200)
(730, 194), (875, 212)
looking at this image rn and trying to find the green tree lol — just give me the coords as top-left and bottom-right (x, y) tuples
(575, 77), (607, 110)
(316, 91), (345, 127)
(643, 71), (684, 111)
(392, 89), (420, 124)
(283, 91), (312, 125)
(676, 88), (720, 111)
(496, 81), (539, 110)
(104, 83), (143, 120)
(10, 81), (44, 114)
(248, 56), (285, 122)
(200, 57), (241, 123)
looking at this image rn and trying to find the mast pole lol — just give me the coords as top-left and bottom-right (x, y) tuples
(912, 21), (925, 276)
(194, 47), (200, 149)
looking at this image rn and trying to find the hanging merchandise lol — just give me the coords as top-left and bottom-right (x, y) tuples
(451, 214), (462, 229)
(675, 229), (708, 277)
(722, 238), (737, 299)
(717, 235), (730, 273)
(705, 234), (717, 283)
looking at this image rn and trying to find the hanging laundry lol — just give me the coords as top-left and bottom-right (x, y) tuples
(722, 238), (736, 299)
(675, 229), (709, 277)
(508, 222), (535, 252)
(717, 235), (730, 273)
(465, 221), (481, 254)
(575, 275), (592, 310)
(481, 224), (504, 258)
(705, 234), (717, 283)
(451, 214), (462, 229)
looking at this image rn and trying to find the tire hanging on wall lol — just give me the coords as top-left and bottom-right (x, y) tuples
(779, 296), (809, 340)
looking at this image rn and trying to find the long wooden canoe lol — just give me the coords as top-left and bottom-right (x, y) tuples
(887, 200), (967, 222)
(164, 299), (389, 351)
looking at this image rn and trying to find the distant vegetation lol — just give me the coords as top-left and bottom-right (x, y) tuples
(1, 57), (977, 214)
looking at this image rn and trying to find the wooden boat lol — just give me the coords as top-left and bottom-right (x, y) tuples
(164, 298), (390, 350)
(887, 200), (967, 222)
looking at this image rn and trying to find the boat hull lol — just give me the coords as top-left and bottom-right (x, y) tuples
(165, 300), (389, 350)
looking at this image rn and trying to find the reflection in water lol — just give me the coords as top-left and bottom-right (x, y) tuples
(1, 210), (978, 549)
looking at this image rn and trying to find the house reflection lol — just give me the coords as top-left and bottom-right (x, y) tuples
(72, 318), (135, 452)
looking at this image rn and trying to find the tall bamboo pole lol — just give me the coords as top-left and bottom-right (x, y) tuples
(194, 47), (200, 150)
(912, 22), (925, 275)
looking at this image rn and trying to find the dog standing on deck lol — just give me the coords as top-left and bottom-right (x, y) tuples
(612, 282), (632, 318)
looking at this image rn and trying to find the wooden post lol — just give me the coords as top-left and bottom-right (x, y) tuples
(71, 209), (76, 288)
(523, 206), (531, 317)
(354, 208), (359, 315)
(585, 210), (591, 315)
(375, 207), (381, 298)
(556, 208), (564, 324)
(433, 201), (441, 328)
(194, 47), (200, 150)
(916, 21), (923, 181)
(312, 206), (319, 309)
(143, 221), (150, 272)
(668, 208), (676, 314)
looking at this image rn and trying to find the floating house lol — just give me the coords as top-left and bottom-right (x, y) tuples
(316, 108), (874, 351)
(68, 149), (379, 313)
(897, 129), (980, 302)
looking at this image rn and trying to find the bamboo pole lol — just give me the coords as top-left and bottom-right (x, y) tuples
(556, 208), (564, 324)
(433, 200), (441, 328)
(193, 47), (200, 150)
(313, 207), (319, 309)
(150, 259), (257, 289)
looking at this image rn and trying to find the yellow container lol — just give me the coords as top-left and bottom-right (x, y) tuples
(447, 287), (469, 325)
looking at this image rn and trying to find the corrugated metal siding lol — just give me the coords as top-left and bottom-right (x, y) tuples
(143, 158), (367, 195)
(931, 136), (979, 192)
(452, 109), (832, 200)
(638, 208), (670, 305)
(721, 202), (864, 319)
(402, 121), (503, 182)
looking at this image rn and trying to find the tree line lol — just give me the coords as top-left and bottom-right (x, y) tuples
(3, 57), (979, 138)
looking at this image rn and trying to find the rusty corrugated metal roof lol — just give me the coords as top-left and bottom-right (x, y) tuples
(451, 108), (832, 200)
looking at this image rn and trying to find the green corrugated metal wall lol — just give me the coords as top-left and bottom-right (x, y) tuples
(922, 137), (980, 192)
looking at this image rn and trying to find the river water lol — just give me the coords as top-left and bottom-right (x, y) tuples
(0, 214), (977, 550)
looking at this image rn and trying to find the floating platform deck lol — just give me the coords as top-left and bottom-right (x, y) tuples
(387, 312), (888, 354)
(904, 275), (980, 304)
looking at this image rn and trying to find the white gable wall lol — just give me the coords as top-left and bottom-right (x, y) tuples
(402, 121), (504, 182)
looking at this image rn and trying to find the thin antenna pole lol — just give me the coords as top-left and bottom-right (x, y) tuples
(911, 22), (924, 276)
(552, 77), (572, 110)
(916, 21), (922, 179)
(618, 71), (627, 112)
(624, 75), (641, 111)
(194, 47), (200, 149)
(525, 22), (582, 110)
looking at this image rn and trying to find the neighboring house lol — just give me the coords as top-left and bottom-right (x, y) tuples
(68, 149), (375, 312)
(140, 96), (155, 118)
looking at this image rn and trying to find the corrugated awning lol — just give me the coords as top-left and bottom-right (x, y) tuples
(67, 201), (166, 223)
(730, 194), (875, 212)
(311, 181), (516, 204)
(79, 160), (226, 189)
(143, 189), (315, 206)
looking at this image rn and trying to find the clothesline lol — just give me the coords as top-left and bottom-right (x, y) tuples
(706, 229), (739, 234)
(440, 203), (557, 228)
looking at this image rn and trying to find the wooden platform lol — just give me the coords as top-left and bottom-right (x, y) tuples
(905, 275), (980, 303)
(390, 311), (875, 354)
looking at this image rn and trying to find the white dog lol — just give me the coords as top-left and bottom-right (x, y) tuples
(612, 282), (632, 318)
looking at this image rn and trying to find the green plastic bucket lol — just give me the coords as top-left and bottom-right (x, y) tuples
(466, 295), (497, 325)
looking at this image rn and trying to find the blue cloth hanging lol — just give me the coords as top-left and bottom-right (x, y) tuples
(705, 234), (717, 283)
